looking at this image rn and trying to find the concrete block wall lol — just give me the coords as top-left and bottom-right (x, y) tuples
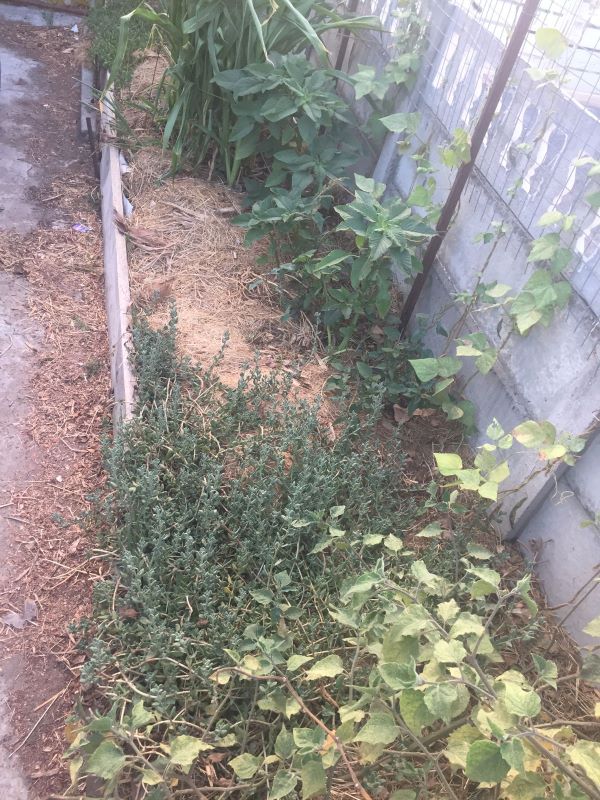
(331, 0), (600, 643)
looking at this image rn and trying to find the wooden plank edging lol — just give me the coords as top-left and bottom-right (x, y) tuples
(99, 88), (135, 429)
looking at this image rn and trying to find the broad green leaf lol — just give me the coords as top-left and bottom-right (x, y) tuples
(468, 567), (501, 588)
(467, 543), (493, 560)
(471, 578), (498, 598)
(445, 724), (482, 770)
(528, 232), (561, 262)
(437, 356), (463, 377)
(513, 421), (552, 448)
(341, 571), (381, 598)
(258, 690), (287, 714)
(268, 770), (297, 800)
(68, 755), (83, 788)
(216, 734), (237, 747)
(486, 283), (511, 298)
(411, 560), (448, 595)
(399, 688), (436, 734)
(434, 452), (463, 475)
(568, 740), (600, 785)
(381, 628), (419, 663)
(433, 639), (467, 664)
(380, 111), (420, 134)
(465, 740), (510, 783)
(500, 682), (541, 718)
(250, 589), (275, 605)
(354, 174), (375, 193)
(583, 614), (600, 637)
(87, 741), (127, 780)
(313, 250), (350, 274)
(363, 533), (384, 546)
(539, 443), (566, 460)
(424, 683), (461, 723)
(437, 599), (460, 623)
(305, 655), (344, 681)
(487, 419), (504, 440)
(170, 736), (214, 768)
(354, 712), (399, 745)
(396, 604), (432, 636)
(415, 522), (442, 538)
(500, 738), (526, 773)
(384, 533), (404, 552)
(293, 728), (325, 753)
(478, 481), (498, 501)
(587, 189), (600, 210)
(450, 612), (485, 638)
(532, 654), (558, 688)
(274, 727), (296, 760)
(502, 772), (547, 800)
(378, 660), (419, 690)
(475, 703), (518, 738)
(535, 27), (568, 59)
(515, 309), (543, 334)
(140, 769), (163, 785)
(301, 759), (327, 799)
(476, 349), (497, 374)
(488, 461), (510, 484)
(537, 209), (564, 227)
(229, 753), (262, 779)
(131, 700), (155, 730)
(287, 655), (312, 672)
(409, 358), (439, 382)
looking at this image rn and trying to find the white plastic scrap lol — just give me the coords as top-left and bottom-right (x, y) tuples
(119, 152), (132, 174)
(122, 194), (134, 217)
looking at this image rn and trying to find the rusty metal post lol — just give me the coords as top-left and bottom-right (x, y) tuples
(398, 0), (542, 333)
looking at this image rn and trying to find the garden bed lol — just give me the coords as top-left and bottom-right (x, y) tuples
(66, 6), (600, 796)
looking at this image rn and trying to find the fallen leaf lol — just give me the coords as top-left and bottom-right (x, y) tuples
(393, 405), (411, 425)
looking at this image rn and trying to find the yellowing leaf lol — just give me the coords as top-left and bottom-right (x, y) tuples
(169, 736), (214, 768)
(305, 655), (344, 681)
(87, 741), (127, 780)
(445, 724), (482, 770)
(568, 740), (600, 785)
(229, 753), (262, 779)
(535, 27), (568, 59)
(434, 452), (463, 475)
(384, 533), (404, 552)
(583, 614), (600, 638)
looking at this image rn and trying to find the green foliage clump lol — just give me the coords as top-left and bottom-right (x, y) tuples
(88, 0), (151, 84)
(79, 312), (417, 721)
(68, 319), (600, 800)
(113, 0), (379, 180)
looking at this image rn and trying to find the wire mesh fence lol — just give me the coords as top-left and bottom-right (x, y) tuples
(330, 0), (600, 319)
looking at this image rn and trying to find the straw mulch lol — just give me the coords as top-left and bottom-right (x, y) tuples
(0, 172), (110, 799)
(122, 147), (330, 400)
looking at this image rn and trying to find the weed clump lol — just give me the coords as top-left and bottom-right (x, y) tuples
(81, 313), (416, 719)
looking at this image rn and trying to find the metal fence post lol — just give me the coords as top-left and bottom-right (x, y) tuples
(398, 0), (542, 334)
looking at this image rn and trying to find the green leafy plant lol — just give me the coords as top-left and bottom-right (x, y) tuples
(205, 547), (600, 800)
(88, 0), (151, 85)
(214, 54), (358, 193)
(112, 0), (378, 179)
